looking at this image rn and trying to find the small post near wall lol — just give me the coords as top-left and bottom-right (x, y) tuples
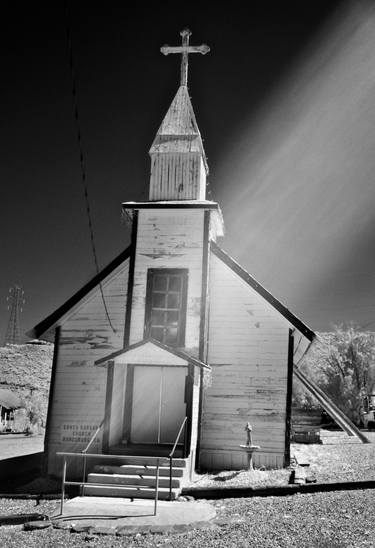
(239, 422), (260, 471)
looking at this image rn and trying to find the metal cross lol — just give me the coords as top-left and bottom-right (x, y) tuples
(161, 29), (210, 86)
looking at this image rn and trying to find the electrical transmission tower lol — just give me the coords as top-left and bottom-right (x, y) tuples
(4, 285), (25, 345)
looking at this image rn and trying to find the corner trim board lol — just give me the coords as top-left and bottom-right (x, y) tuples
(284, 329), (294, 466)
(196, 209), (210, 470)
(123, 365), (135, 443)
(124, 210), (138, 346)
(43, 326), (61, 472)
(102, 361), (115, 452)
(199, 210), (210, 361)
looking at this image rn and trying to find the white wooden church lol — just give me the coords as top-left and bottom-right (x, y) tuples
(29, 31), (316, 489)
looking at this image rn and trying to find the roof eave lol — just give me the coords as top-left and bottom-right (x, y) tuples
(27, 245), (132, 339)
(211, 241), (315, 342)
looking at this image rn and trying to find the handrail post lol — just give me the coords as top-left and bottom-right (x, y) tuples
(81, 452), (86, 496)
(169, 456), (172, 500)
(79, 418), (104, 496)
(154, 458), (159, 516)
(61, 456), (67, 516)
(183, 419), (188, 458)
(168, 416), (187, 501)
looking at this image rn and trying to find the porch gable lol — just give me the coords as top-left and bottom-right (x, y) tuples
(95, 338), (210, 369)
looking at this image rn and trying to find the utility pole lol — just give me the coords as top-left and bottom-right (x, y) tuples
(4, 285), (25, 345)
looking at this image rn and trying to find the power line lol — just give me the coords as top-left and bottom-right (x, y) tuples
(360, 319), (375, 330)
(64, 5), (116, 335)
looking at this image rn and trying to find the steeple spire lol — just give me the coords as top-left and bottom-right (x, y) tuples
(149, 31), (210, 201)
(161, 29), (210, 87)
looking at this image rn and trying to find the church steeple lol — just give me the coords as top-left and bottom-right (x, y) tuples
(148, 30), (210, 201)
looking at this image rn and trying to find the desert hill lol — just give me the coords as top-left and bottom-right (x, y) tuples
(0, 342), (53, 428)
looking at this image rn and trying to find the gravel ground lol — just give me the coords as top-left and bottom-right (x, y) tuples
(294, 430), (375, 483)
(1, 490), (375, 547)
(189, 468), (291, 489)
(1, 430), (375, 546)
(190, 430), (375, 489)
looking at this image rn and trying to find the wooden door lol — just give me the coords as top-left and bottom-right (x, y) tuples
(130, 365), (186, 444)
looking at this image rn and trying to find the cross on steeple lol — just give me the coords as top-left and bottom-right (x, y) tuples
(161, 29), (210, 87)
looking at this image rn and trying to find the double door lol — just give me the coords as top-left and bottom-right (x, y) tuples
(130, 365), (186, 444)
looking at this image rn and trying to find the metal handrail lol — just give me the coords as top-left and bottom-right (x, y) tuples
(81, 419), (105, 495)
(168, 416), (188, 500)
(57, 452), (161, 517)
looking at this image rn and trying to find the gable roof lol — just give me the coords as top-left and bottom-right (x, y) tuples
(95, 337), (211, 369)
(211, 241), (315, 342)
(27, 245), (131, 340)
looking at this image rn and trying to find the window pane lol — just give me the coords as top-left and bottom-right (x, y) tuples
(169, 276), (182, 292)
(150, 327), (163, 342)
(151, 310), (165, 325)
(153, 275), (167, 291)
(146, 269), (186, 347)
(152, 292), (166, 308)
(166, 311), (179, 326)
(165, 327), (178, 344)
(167, 293), (180, 309)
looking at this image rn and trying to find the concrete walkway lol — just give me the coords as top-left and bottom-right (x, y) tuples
(51, 496), (216, 535)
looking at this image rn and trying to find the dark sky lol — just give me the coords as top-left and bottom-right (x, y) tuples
(2, 0), (375, 341)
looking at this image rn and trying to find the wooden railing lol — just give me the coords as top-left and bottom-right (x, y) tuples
(168, 416), (188, 500)
(57, 452), (161, 517)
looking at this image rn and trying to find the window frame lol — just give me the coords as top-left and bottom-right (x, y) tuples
(144, 268), (188, 347)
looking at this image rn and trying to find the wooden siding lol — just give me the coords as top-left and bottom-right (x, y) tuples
(149, 153), (206, 201)
(202, 253), (292, 470)
(199, 450), (284, 471)
(129, 209), (205, 355)
(47, 260), (129, 475)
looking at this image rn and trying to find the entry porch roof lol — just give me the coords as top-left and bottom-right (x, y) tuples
(94, 338), (211, 369)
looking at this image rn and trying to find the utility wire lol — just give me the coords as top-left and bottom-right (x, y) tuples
(360, 319), (375, 330)
(64, 6), (117, 334)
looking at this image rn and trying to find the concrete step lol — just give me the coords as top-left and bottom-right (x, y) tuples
(88, 473), (181, 488)
(93, 465), (185, 477)
(83, 485), (177, 500)
(93, 456), (187, 468)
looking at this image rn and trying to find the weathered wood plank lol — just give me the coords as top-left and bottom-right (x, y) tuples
(202, 253), (291, 466)
(129, 209), (205, 350)
(46, 260), (129, 475)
